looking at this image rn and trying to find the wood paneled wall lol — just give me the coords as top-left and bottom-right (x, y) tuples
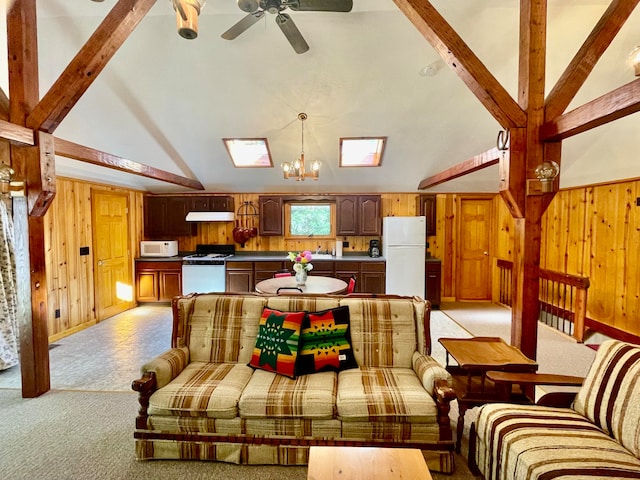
(540, 181), (640, 337)
(42, 178), (640, 341)
(492, 179), (640, 338)
(44, 177), (144, 340)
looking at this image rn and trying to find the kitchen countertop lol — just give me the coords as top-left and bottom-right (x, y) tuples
(135, 252), (442, 263)
(229, 252), (386, 262)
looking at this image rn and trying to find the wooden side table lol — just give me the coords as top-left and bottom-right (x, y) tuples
(438, 336), (539, 453)
(307, 446), (432, 480)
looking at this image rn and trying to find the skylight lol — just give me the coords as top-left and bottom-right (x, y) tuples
(340, 137), (386, 167)
(223, 138), (273, 168)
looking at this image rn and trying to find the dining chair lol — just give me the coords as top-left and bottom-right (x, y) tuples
(274, 271), (292, 278)
(347, 275), (356, 294)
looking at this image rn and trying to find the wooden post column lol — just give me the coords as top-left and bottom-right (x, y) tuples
(7, 0), (53, 397)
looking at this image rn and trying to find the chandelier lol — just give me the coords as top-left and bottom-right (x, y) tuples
(281, 113), (321, 181)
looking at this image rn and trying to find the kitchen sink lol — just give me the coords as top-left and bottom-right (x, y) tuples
(312, 254), (335, 259)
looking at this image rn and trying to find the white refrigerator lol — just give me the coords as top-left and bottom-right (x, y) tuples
(383, 216), (426, 297)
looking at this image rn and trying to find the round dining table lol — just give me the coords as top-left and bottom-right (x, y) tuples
(255, 276), (348, 295)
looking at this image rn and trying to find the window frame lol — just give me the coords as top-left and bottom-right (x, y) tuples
(284, 201), (336, 241)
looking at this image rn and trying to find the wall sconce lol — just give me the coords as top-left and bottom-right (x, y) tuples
(629, 46), (640, 76)
(0, 164), (25, 196)
(534, 160), (560, 193)
(171, 0), (206, 39)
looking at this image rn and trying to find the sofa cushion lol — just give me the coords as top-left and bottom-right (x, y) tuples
(474, 403), (640, 480)
(239, 369), (337, 419)
(249, 308), (305, 379)
(340, 298), (417, 368)
(296, 306), (358, 376)
(179, 295), (266, 364)
(148, 362), (254, 419)
(572, 339), (640, 457)
(336, 367), (437, 423)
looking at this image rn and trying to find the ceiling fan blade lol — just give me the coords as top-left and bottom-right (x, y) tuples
(276, 13), (309, 54)
(221, 11), (265, 40)
(287, 0), (353, 12)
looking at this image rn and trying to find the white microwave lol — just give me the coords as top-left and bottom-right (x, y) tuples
(140, 240), (179, 257)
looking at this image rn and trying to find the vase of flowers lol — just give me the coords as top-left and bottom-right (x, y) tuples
(288, 251), (313, 286)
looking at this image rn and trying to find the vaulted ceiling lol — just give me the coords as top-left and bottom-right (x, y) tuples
(15, 0), (640, 194)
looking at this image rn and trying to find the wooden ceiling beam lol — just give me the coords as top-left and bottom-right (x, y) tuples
(0, 119), (35, 146)
(26, 0), (157, 133)
(54, 137), (205, 190)
(545, 0), (640, 121)
(393, 0), (526, 128)
(540, 78), (640, 141)
(418, 147), (501, 190)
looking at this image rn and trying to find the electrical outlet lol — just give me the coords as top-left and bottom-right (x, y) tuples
(636, 197), (640, 207)
(55, 309), (60, 319)
(343, 241), (349, 248)
(79, 246), (89, 256)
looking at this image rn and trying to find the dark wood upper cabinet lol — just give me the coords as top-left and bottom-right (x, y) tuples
(358, 195), (381, 236)
(336, 196), (358, 235)
(418, 194), (437, 236)
(189, 195), (234, 212)
(337, 195), (381, 236)
(145, 196), (194, 238)
(258, 196), (283, 236)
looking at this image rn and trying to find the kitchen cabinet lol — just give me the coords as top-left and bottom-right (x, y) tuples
(136, 261), (182, 302)
(258, 196), (283, 236)
(225, 258), (385, 294)
(189, 195), (234, 212)
(225, 261), (254, 293)
(311, 260), (335, 278)
(425, 260), (442, 308)
(334, 261), (359, 290)
(336, 195), (381, 236)
(418, 194), (437, 237)
(360, 261), (385, 294)
(144, 196), (194, 238)
(254, 261), (287, 284)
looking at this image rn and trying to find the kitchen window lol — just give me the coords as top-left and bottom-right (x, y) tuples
(285, 202), (335, 239)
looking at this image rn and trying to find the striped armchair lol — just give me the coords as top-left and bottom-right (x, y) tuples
(470, 339), (640, 480)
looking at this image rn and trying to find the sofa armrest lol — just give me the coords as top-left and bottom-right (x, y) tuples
(412, 351), (452, 393)
(141, 346), (190, 389)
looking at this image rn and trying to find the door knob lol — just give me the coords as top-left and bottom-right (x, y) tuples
(483, 251), (488, 256)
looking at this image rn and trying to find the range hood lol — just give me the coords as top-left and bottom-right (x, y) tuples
(185, 211), (235, 222)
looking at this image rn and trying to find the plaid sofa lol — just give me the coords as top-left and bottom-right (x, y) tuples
(470, 339), (640, 480)
(132, 293), (456, 472)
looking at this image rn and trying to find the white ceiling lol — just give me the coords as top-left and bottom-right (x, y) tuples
(4, 1), (639, 193)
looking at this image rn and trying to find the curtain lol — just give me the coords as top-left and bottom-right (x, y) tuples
(0, 200), (18, 370)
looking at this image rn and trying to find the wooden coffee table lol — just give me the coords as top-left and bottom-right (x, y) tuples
(307, 446), (432, 480)
(438, 336), (538, 452)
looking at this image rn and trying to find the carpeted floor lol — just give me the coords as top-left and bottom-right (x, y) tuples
(0, 302), (598, 479)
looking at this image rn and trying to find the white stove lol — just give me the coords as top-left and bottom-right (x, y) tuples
(182, 245), (235, 294)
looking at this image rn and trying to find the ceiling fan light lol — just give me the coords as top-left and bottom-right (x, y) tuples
(238, 0), (259, 13)
(174, 1), (204, 39)
(629, 45), (640, 76)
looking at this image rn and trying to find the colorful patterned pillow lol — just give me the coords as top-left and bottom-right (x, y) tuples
(296, 306), (358, 376)
(249, 308), (305, 379)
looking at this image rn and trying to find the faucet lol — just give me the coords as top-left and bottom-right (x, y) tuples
(316, 245), (322, 254)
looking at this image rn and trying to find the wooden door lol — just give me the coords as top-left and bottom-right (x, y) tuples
(457, 197), (492, 300)
(92, 191), (133, 320)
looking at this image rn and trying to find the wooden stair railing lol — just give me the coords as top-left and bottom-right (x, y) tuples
(495, 260), (590, 342)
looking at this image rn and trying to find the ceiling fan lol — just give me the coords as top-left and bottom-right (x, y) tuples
(221, 0), (353, 54)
